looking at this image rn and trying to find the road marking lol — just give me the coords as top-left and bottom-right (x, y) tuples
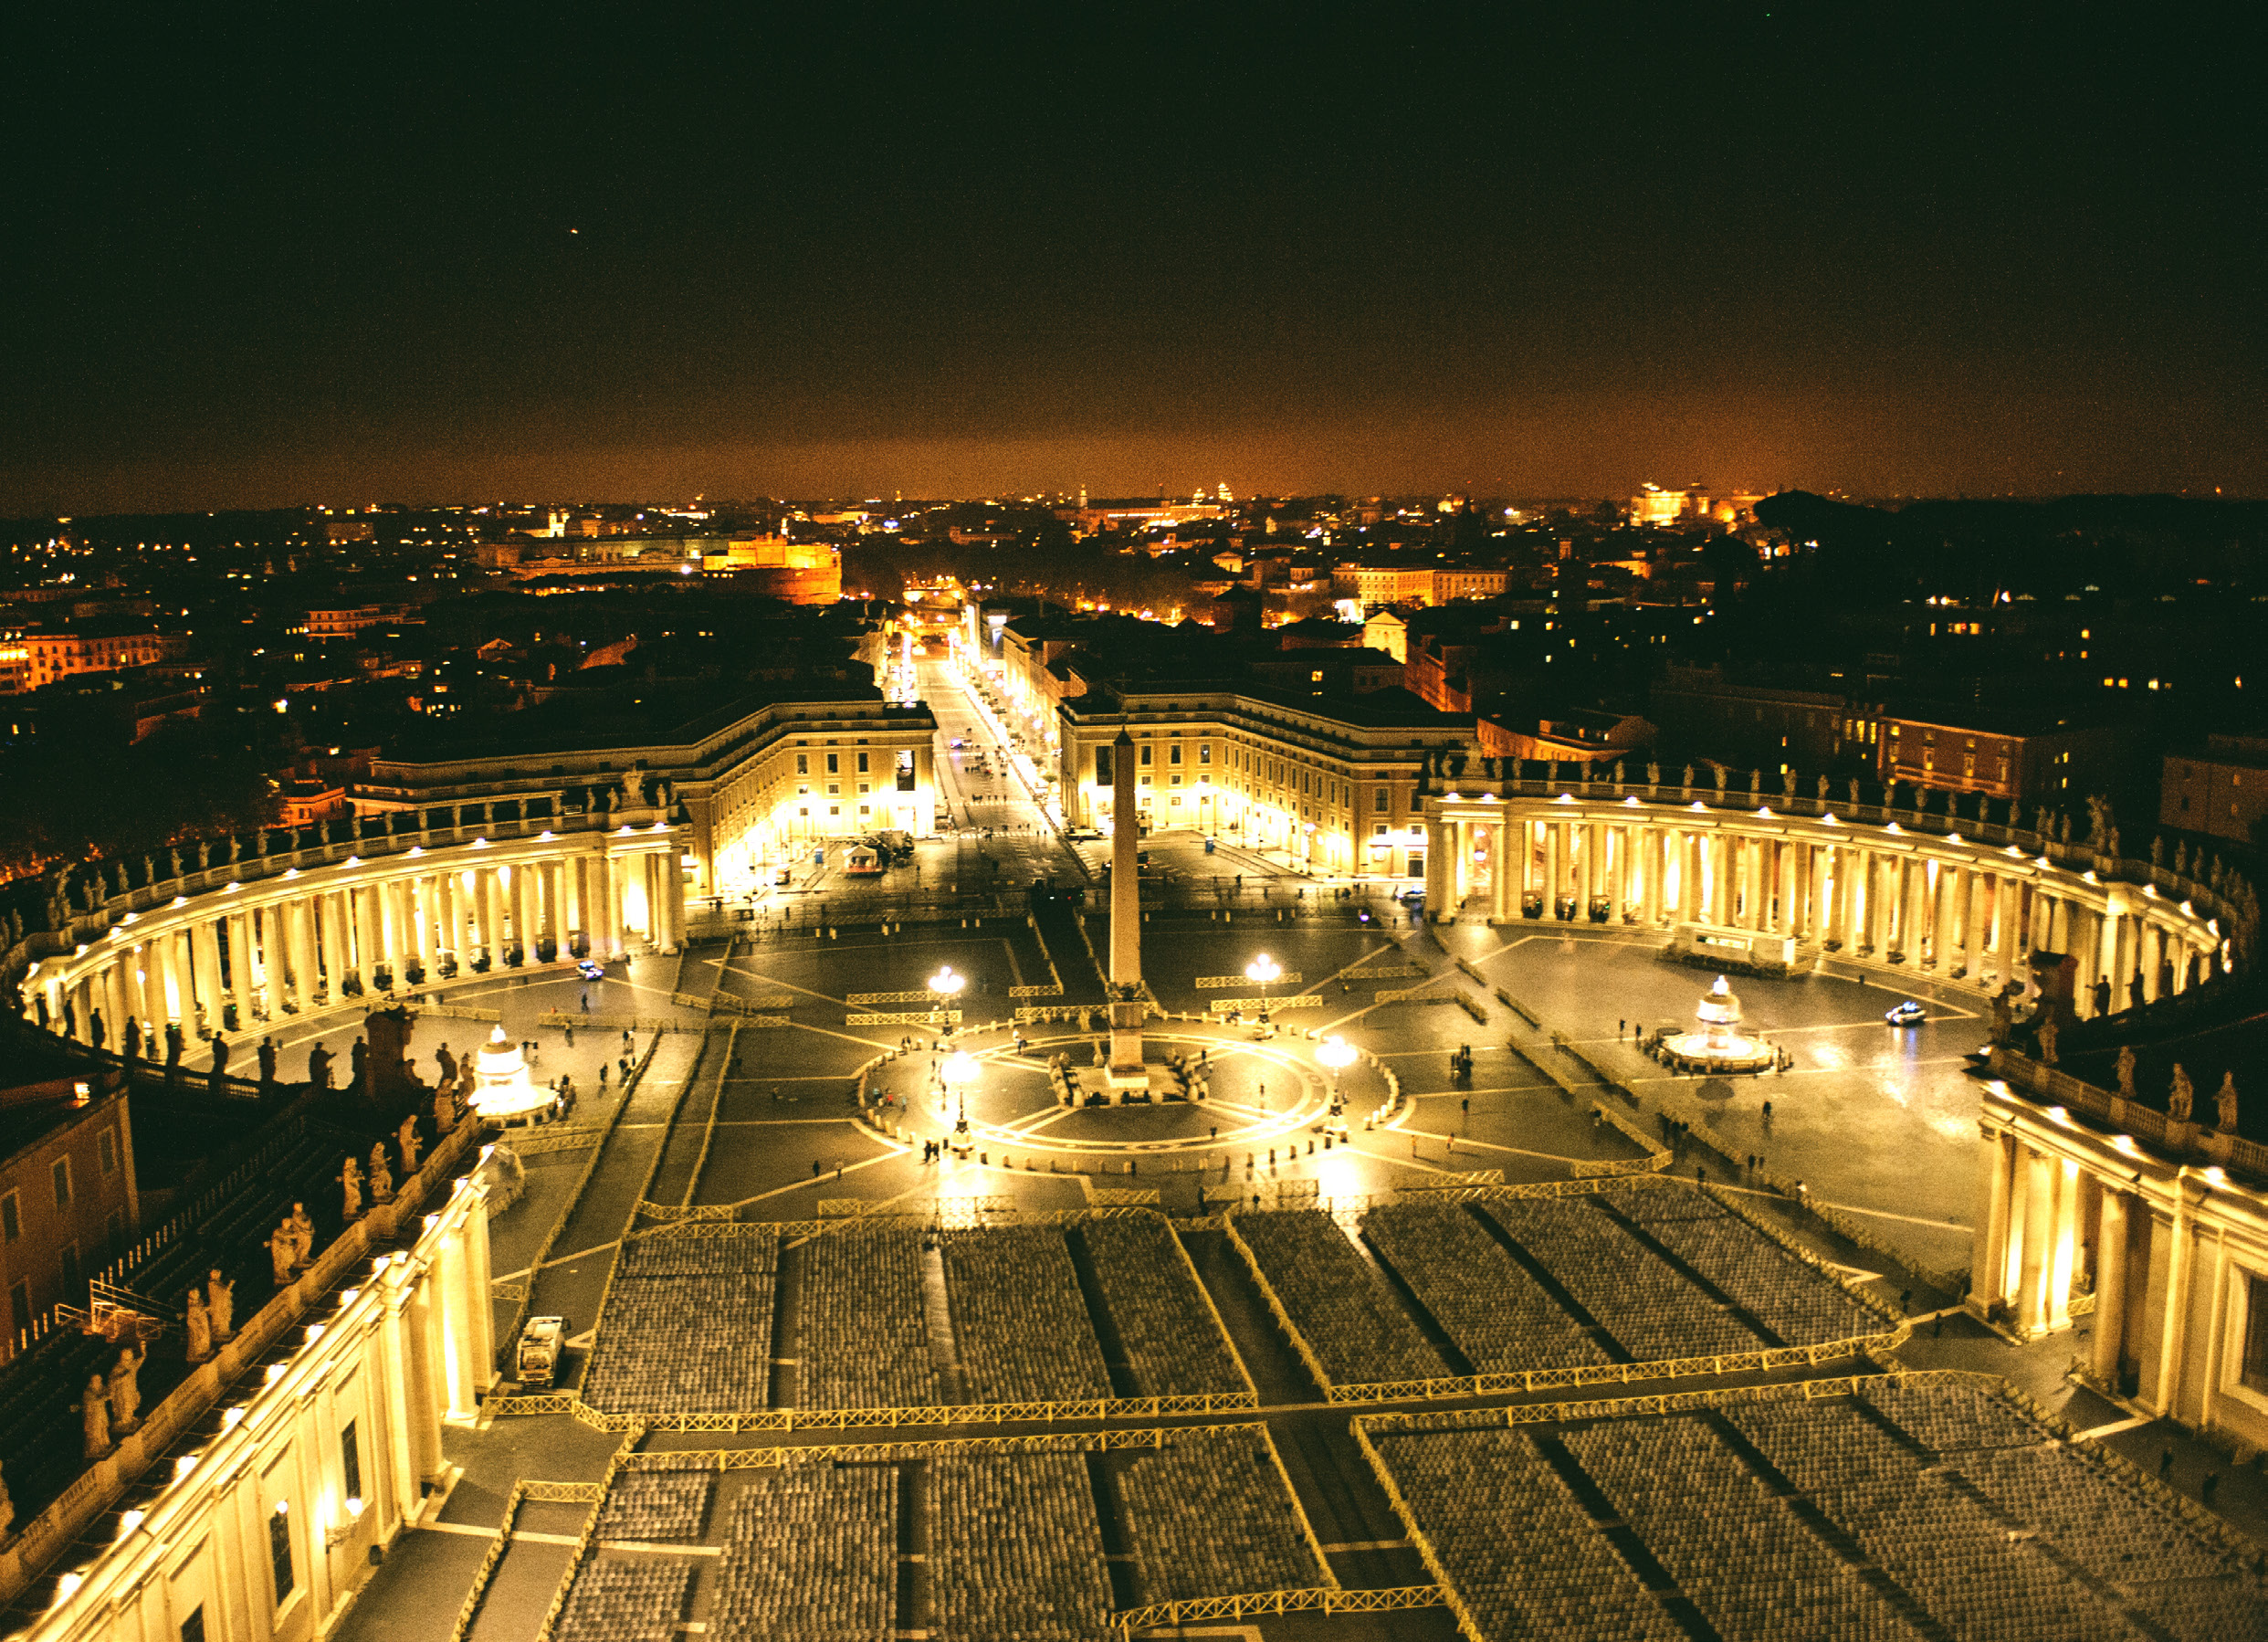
(1321, 1539), (1411, 1553)
(2075, 1415), (2153, 1440)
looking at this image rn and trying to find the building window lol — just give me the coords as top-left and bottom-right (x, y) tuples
(796, 753), (808, 775)
(52, 1157), (71, 1210)
(179, 1607), (205, 1642)
(1375, 787), (1389, 812)
(825, 753), (839, 774)
(1198, 746), (1211, 765)
(1139, 745), (1151, 766)
(1169, 745), (1181, 765)
(2244, 1275), (2268, 1395)
(341, 1419), (363, 1502)
(268, 1505), (295, 1602)
(98, 1128), (118, 1175)
(0, 1189), (17, 1242)
(857, 753), (869, 773)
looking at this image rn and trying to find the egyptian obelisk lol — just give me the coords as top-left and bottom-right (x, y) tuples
(1107, 726), (1146, 1094)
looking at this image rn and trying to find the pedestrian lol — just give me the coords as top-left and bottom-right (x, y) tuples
(1762, 1100), (1773, 1121)
(2159, 1447), (2174, 1479)
(813, 1161), (821, 1178)
(2203, 1471), (2221, 1507)
(1899, 1288), (1912, 1315)
(566, 1025), (574, 1047)
(622, 1027), (633, 1049)
(580, 991), (590, 1013)
(1696, 1165), (1706, 1184)
(1619, 1018), (1625, 1036)
(598, 1063), (609, 1087)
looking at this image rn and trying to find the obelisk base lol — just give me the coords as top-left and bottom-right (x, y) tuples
(1105, 998), (1149, 1103)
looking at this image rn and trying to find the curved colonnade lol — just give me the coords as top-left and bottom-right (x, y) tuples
(12, 797), (689, 1048)
(1422, 773), (2256, 1009)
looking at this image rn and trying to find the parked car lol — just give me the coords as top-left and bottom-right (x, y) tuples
(577, 958), (605, 981)
(1885, 999), (1926, 1026)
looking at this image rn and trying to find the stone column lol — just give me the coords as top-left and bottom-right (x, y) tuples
(316, 891), (342, 995)
(2047, 1158), (2079, 1331)
(226, 910), (255, 1025)
(148, 932), (179, 1024)
(1934, 865), (1959, 970)
(1492, 826), (1516, 922)
(1975, 1127), (2016, 1313)
(2094, 1189), (2131, 1387)
(593, 855), (621, 958)
(661, 850), (686, 951)
(480, 868), (505, 963)
(1962, 869), (1987, 979)
(1651, 821), (1669, 925)
(1545, 823), (1562, 912)
(2016, 1148), (2055, 1334)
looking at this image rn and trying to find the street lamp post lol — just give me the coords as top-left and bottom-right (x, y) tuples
(928, 963), (966, 1033)
(1244, 953), (1282, 1023)
(942, 1049), (979, 1137)
(1317, 1034), (1356, 1116)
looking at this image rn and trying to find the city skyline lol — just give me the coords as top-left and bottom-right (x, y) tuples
(5, 8), (2262, 513)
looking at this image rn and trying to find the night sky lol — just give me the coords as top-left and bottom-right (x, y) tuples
(5, 5), (2262, 511)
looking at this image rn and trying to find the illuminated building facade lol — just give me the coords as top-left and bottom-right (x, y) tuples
(1056, 685), (1460, 877)
(1332, 564), (1508, 607)
(1976, 1060), (2268, 1451)
(21, 692), (937, 1047)
(1420, 770), (2244, 1016)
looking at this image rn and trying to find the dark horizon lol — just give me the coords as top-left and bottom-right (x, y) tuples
(5, 6), (2261, 514)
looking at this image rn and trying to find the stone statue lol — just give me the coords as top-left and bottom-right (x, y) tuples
(268, 1222), (297, 1284)
(1547, 759), (1559, 785)
(257, 1036), (277, 1087)
(2169, 1064), (2194, 1123)
(1990, 990), (2012, 1044)
(164, 1021), (184, 1079)
(1612, 760), (1623, 785)
(2175, 840), (2189, 875)
(1713, 765), (1728, 792)
(1682, 763), (1695, 788)
(2037, 1011), (2059, 1066)
(350, 1036), (368, 1092)
(308, 1043), (332, 1090)
(435, 1041), (457, 1087)
(435, 1081), (457, 1135)
(89, 1009), (106, 1051)
(1782, 768), (1797, 797)
(209, 1032), (228, 1076)
(2105, 825), (2119, 858)
(288, 1201), (316, 1264)
(1847, 777), (1861, 807)
(2058, 813), (2072, 844)
(0, 1457), (14, 1542)
(77, 1375), (111, 1459)
(1748, 768), (1760, 793)
(369, 1142), (394, 1204)
(2216, 1072), (2239, 1132)
(206, 1268), (235, 1341)
(123, 1016), (142, 1062)
(184, 1288), (213, 1364)
(398, 1115), (422, 1174)
(1915, 786), (1931, 813)
(339, 1155), (362, 1220)
(108, 1342), (147, 1433)
(2116, 1045), (2137, 1100)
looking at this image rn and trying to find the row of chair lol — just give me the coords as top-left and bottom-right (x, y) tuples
(707, 1463), (897, 1641)
(1234, 1209), (1448, 1387)
(1108, 1428), (1320, 1605)
(1076, 1217), (1245, 1396)
(938, 1226), (1111, 1404)
(1360, 1200), (1613, 1374)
